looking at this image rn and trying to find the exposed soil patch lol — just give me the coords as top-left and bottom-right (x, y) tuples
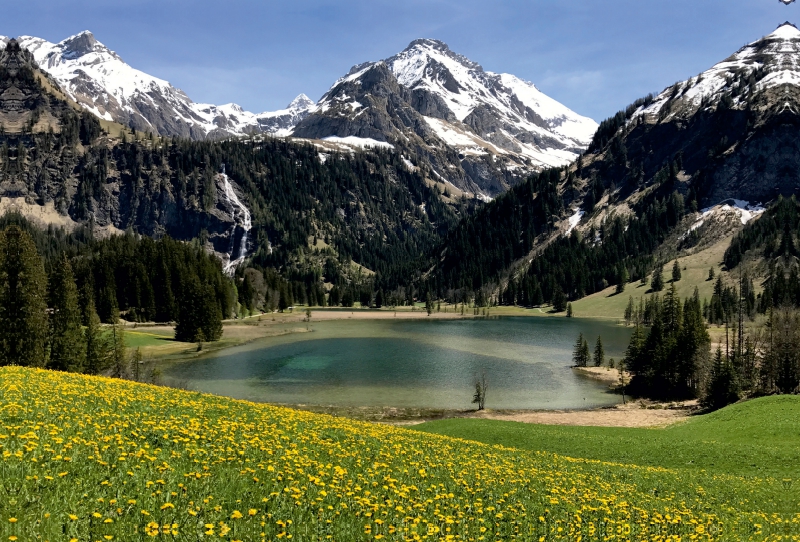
(291, 400), (699, 429)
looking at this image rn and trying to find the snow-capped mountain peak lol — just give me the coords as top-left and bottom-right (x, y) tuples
(13, 31), (314, 139)
(383, 38), (597, 147)
(634, 22), (800, 123)
(767, 21), (800, 40)
(294, 37), (597, 196)
(287, 94), (315, 110)
(58, 30), (118, 61)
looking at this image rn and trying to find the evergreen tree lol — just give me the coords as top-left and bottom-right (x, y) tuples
(616, 267), (629, 294)
(108, 307), (127, 378)
(593, 336), (605, 367)
(566, 302), (573, 318)
(0, 225), (48, 367)
(672, 260), (682, 283)
(651, 265), (665, 292)
(703, 346), (740, 411)
(624, 296), (635, 326)
(175, 275), (223, 342)
(48, 257), (86, 372)
(572, 333), (589, 367)
(198, 283), (224, 342)
(552, 287), (567, 312)
(84, 297), (108, 375)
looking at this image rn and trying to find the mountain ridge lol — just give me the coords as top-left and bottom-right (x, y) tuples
(0, 31), (316, 139)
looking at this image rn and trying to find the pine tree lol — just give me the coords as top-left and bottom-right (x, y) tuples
(624, 296), (635, 326)
(552, 287), (567, 312)
(703, 346), (740, 411)
(572, 333), (590, 367)
(198, 283), (223, 342)
(84, 297), (108, 375)
(48, 257), (86, 372)
(0, 225), (49, 367)
(593, 336), (605, 367)
(566, 302), (573, 318)
(651, 265), (665, 292)
(573, 333), (587, 367)
(672, 260), (682, 283)
(616, 267), (629, 294)
(108, 307), (127, 378)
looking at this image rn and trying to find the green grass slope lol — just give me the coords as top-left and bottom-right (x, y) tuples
(2, 367), (798, 540)
(416, 396), (800, 479)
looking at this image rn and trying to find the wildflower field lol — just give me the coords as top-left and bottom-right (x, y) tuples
(0, 367), (798, 541)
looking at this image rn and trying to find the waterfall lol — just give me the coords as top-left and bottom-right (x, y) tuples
(219, 171), (252, 275)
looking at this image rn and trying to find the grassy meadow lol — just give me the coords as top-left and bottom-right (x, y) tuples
(417, 397), (800, 479)
(1, 367), (799, 541)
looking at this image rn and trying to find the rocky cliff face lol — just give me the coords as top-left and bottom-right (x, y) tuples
(293, 39), (597, 197)
(0, 39), (244, 258)
(576, 23), (800, 217)
(0, 32), (315, 140)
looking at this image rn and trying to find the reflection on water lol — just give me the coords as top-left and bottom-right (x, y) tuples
(167, 317), (633, 410)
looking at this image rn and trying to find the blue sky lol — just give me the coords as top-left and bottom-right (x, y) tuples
(6, 1), (798, 121)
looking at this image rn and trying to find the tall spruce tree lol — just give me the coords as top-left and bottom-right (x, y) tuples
(572, 333), (590, 367)
(593, 336), (605, 367)
(84, 296), (108, 375)
(651, 265), (665, 292)
(108, 307), (127, 378)
(672, 260), (682, 283)
(175, 275), (223, 342)
(49, 257), (86, 372)
(0, 225), (48, 366)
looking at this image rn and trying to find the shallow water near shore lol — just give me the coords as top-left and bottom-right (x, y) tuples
(166, 317), (633, 410)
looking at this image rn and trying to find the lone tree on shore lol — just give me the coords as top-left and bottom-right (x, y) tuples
(472, 372), (488, 411)
(572, 333), (590, 367)
(593, 336), (605, 367)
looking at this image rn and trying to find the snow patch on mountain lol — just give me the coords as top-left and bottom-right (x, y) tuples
(565, 209), (585, 237)
(322, 136), (394, 149)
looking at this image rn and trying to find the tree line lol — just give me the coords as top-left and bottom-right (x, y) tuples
(0, 216), (231, 376)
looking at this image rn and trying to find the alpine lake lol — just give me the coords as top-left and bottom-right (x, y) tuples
(165, 316), (634, 411)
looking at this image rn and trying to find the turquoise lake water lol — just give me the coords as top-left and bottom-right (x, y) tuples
(166, 317), (633, 410)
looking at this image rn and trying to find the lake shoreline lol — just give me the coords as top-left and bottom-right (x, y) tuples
(288, 399), (698, 428)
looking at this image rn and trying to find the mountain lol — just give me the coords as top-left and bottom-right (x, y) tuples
(1, 32), (595, 197)
(418, 23), (800, 305)
(0, 37), (462, 296)
(0, 31), (315, 139)
(293, 39), (597, 197)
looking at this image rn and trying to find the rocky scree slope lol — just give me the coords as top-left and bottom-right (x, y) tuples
(293, 39), (597, 197)
(0, 32), (315, 140)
